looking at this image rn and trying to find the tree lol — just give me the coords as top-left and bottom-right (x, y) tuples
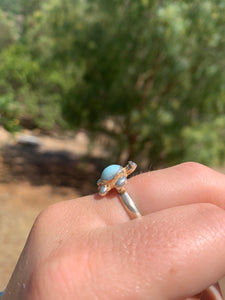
(0, 9), (20, 131)
(0, 42), (67, 130)
(41, 0), (224, 167)
(0, 9), (18, 52)
(0, 0), (65, 131)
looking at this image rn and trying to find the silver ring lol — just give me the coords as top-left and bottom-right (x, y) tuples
(97, 161), (141, 219)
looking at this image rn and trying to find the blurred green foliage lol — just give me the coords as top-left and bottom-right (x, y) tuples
(0, 0), (224, 167)
(0, 94), (20, 131)
(0, 9), (18, 51)
(0, 0), (21, 14)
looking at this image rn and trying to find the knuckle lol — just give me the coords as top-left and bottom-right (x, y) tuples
(30, 202), (69, 239)
(177, 161), (209, 178)
(34, 203), (59, 229)
(177, 162), (222, 204)
(176, 162), (213, 191)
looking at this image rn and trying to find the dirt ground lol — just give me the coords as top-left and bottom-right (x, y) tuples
(0, 182), (78, 289)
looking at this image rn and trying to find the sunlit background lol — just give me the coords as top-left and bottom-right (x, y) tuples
(0, 0), (225, 290)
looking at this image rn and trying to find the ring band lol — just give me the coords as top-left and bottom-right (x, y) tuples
(97, 161), (141, 219)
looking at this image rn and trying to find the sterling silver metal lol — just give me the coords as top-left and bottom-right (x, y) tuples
(97, 161), (141, 219)
(119, 191), (141, 219)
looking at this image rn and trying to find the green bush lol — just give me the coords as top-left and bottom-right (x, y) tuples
(0, 44), (65, 130)
(0, 95), (20, 131)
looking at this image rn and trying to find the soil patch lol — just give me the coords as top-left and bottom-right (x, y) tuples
(0, 182), (79, 289)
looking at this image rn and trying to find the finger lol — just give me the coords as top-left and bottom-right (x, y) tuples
(23, 162), (225, 245)
(200, 284), (224, 300)
(82, 162), (225, 225)
(127, 162), (225, 215)
(83, 203), (225, 300)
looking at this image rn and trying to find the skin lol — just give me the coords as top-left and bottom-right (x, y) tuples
(2, 162), (225, 300)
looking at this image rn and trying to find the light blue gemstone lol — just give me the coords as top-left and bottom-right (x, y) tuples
(101, 164), (122, 181)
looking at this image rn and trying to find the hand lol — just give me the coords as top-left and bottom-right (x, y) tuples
(3, 162), (225, 300)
